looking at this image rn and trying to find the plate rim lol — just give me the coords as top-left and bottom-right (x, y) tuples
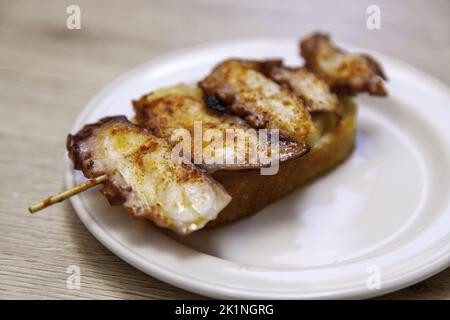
(64, 37), (450, 299)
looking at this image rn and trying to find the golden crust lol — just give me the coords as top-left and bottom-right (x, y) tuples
(133, 85), (249, 140)
(300, 33), (387, 96)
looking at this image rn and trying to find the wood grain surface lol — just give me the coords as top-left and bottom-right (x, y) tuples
(0, 0), (448, 299)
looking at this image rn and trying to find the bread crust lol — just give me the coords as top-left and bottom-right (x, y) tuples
(208, 97), (356, 227)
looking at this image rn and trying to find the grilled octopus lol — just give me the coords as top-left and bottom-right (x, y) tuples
(258, 60), (343, 116)
(199, 59), (317, 143)
(300, 33), (387, 96)
(67, 116), (231, 234)
(133, 84), (310, 172)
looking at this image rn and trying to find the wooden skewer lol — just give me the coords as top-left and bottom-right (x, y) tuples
(28, 174), (108, 214)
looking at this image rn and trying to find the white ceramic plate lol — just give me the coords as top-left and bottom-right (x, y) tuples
(65, 37), (450, 299)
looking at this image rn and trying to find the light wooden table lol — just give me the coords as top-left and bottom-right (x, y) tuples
(1, 0), (448, 299)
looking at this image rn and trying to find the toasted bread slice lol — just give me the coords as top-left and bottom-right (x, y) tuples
(133, 84), (356, 228)
(208, 97), (356, 226)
